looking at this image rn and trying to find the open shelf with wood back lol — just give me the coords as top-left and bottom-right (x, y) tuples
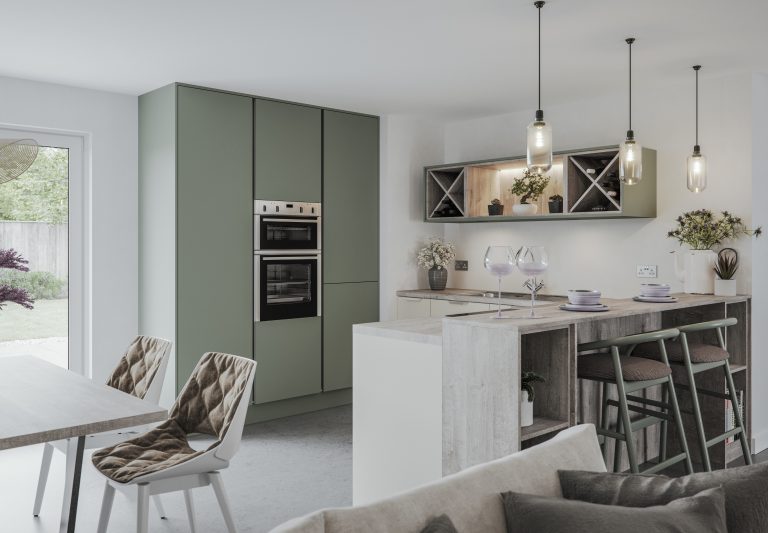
(425, 145), (656, 223)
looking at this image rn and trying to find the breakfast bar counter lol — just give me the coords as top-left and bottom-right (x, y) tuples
(352, 294), (751, 504)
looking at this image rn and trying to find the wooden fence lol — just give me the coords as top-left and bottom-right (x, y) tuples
(0, 222), (68, 279)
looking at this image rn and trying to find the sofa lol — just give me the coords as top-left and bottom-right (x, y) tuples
(270, 424), (606, 533)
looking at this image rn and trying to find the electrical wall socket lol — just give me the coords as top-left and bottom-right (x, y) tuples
(637, 265), (658, 278)
(455, 260), (469, 271)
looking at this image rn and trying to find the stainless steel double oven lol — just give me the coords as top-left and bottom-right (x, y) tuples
(254, 200), (321, 322)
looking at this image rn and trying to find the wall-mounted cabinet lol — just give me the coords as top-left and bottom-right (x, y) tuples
(425, 146), (656, 222)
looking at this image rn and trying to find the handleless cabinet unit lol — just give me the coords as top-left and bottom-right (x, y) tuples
(253, 99), (322, 202)
(322, 111), (380, 391)
(139, 84), (253, 405)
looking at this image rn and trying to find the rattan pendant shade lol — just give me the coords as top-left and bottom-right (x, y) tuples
(0, 138), (39, 184)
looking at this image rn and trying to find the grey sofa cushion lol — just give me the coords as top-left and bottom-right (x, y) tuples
(420, 514), (458, 533)
(501, 487), (728, 533)
(559, 463), (768, 533)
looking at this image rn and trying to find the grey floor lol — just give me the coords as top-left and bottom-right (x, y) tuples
(0, 405), (352, 533)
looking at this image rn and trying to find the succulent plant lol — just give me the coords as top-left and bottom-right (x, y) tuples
(714, 248), (738, 280)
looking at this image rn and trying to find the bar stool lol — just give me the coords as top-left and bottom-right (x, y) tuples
(578, 328), (692, 474)
(634, 318), (751, 471)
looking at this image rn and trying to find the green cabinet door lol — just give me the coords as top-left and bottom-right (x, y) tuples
(254, 99), (322, 202)
(176, 86), (254, 392)
(323, 111), (379, 284)
(253, 316), (322, 403)
(323, 282), (379, 391)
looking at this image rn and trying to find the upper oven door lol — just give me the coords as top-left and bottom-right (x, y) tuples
(255, 254), (320, 322)
(255, 216), (320, 251)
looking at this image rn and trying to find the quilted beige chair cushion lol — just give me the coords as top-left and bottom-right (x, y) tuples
(634, 340), (729, 364)
(93, 352), (254, 483)
(578, 354), (671, 382)
(105, 336), (172, 399)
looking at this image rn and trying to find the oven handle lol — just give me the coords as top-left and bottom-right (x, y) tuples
(261, 256), (319, 261)
(261, 218), (319, 224)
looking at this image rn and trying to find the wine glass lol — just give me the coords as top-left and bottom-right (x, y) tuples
(484, 246), (516, 319)
(516, 245), (549, 318)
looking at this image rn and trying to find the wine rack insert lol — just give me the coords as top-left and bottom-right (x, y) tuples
(424, 146), (656, 223)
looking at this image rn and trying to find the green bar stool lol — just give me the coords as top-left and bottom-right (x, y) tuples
(578, 328), (693, 475)
(635, 318), (751, 471)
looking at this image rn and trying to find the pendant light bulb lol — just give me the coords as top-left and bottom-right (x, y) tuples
(687, 65), (707, 193)
(619, 38), (643, 185)
(527, 1), (552, 173)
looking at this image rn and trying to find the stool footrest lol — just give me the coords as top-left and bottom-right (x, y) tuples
(606, 399), (672, 422)
(643, 452), (690, 475)
(706, 428), (743, 448)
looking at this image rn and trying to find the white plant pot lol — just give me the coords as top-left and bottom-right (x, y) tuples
(673, 249), (717, 294)
(521, 390), (534, 427)
(714, 278), (737, 297)
(512, 203), (538, 216)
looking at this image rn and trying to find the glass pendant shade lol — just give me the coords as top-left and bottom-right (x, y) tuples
(687, 150), (707, 193)
(526, 119), (552, 173)
(619, 136), (643, 185)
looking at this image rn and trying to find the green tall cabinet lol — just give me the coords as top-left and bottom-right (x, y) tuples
(139, 84), (254, 398)
(322, 110), (380, 391)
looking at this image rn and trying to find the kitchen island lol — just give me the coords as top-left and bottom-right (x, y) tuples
(352, 294), (751, 504)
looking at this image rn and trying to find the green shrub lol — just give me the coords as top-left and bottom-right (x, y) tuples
(0, 270), (66, 299)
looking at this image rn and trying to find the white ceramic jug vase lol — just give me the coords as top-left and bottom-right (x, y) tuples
(673, 249), (717, 294)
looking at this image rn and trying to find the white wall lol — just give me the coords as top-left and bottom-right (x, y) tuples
(750, 72), (768, 452)
(0, 76), (138, 382)
(442, 71), (755, 298)
(379, 115), (445, 320)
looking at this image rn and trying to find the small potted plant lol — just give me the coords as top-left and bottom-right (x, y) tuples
(509, 169), (550, 216)
(521, 371), (545, 427)
(488, 198), (504, 216)
(417, 237), (456, 291)
(714, 248), (738, 296)
(547, 194), (563, 214)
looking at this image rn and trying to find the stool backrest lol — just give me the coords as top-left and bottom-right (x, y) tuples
(105, 335), (173, 403)
(169, 352), (256, 461)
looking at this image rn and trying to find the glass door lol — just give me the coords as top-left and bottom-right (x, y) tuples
(0, 128), (84, 372)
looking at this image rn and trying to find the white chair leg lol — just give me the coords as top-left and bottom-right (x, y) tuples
(152, 495), (167, 520)
(210, 472), (237, 533)
(184, 489), (198, 533)
(97, 482), (115, 533)
(137, 484), (150, 533)
(33, 442), (54, 516)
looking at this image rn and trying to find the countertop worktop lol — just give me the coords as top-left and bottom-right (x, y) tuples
(357, 293), (750, 345)
(396, 288), (564, 307)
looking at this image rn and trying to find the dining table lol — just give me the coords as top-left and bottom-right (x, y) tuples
(0, 355), (167, 533)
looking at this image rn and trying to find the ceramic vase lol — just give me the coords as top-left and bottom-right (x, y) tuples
(512, 203), (538, 216)
(673, 249), (717, 294)
(714, 278), (737, 296)
(428, 267), (447, 291)
(521, 390), (534, 427)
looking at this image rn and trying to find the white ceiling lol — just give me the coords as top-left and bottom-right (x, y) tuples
(1, 0), (766, 117)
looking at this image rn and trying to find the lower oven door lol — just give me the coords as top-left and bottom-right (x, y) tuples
(255, 254), (320, 321)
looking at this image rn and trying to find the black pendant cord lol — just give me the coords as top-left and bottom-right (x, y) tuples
(694, 65), (701, 150)
(534, 1), (544, 119)
(626, 37), (635, 136)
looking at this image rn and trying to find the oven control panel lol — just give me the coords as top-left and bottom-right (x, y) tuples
(254, 200), (321, 217)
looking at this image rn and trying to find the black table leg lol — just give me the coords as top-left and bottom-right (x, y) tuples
(59, 435), (85, 533)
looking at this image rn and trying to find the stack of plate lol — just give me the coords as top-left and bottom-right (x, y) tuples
(634, 283), (677, 303)
(560, 289), (609, 312)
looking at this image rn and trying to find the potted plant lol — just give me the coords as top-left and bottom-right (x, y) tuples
(667, 210), (761, 294)
(509, 169), (550, 216)
(488, 198), (504, 216)
(547, 194), (563, 214)
(417, 237), (456, 291)
(714, 248), (738, 296)
(521, 371), (545, 427)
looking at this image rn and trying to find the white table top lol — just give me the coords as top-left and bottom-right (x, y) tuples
(0, 356), (167, 450)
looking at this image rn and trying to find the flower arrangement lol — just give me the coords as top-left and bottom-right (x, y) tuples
(417, 237), (456, 271)
(509, 169), (550, 204)
(0, 248), (34, 310)
(667, 210), (761, 250)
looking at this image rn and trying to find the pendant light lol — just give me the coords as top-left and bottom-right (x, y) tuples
(687, 65), (707, 193)
(619, 38), (642, 185)
(526, 1), (552, 173)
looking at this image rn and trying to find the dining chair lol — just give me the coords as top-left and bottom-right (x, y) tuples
(635, 318), (751, 471)
(577, 328), (693, 474)
(33, 335), (173, 519)
(91, 351), (257, 533)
